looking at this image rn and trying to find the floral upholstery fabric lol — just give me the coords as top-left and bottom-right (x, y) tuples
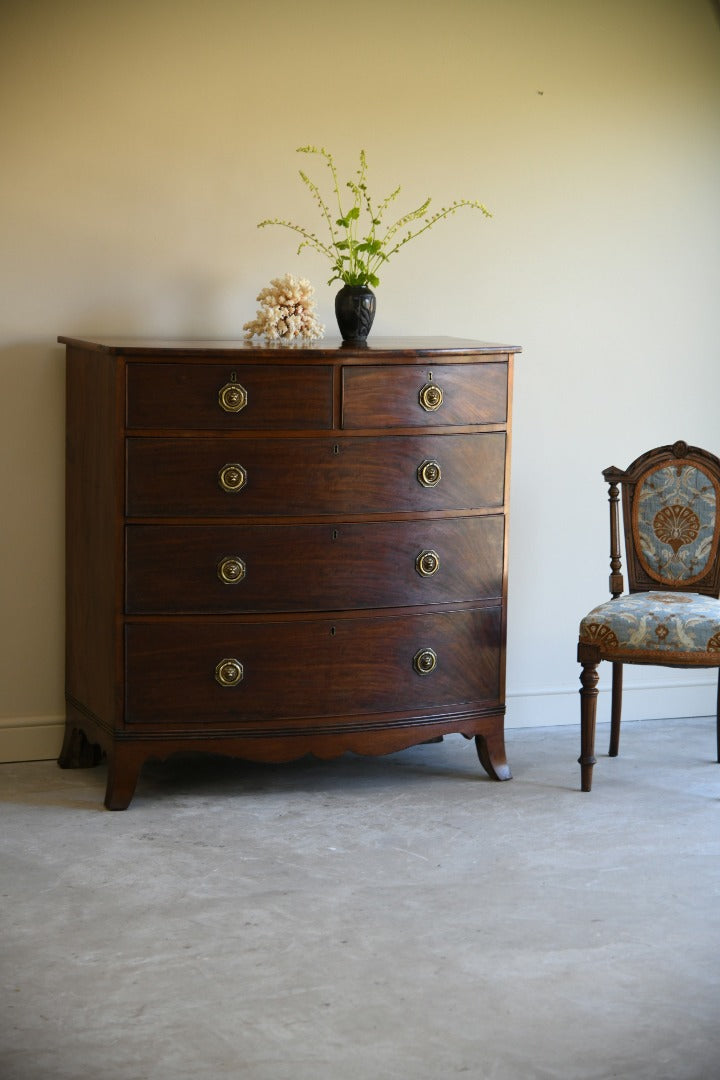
(634, 463), (719, 586)
(579, 591), (720, 664)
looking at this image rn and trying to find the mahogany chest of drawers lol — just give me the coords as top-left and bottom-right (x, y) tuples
(59, 336), (520, 809)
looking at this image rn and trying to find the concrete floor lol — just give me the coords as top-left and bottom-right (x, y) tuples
(1, 718), (719, 1080)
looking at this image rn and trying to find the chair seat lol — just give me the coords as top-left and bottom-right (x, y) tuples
(579, 591), (720, 664)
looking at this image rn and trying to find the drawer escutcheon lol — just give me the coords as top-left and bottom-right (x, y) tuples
(419, 383), (444, 412)
(215, 658), (244, 687)
(417, 459), (442, 488)
(217, 556), (247, 584)
(415, 550), (440, 577)
(218, 463), (248, 493)
(413, 648), (438, 675)
(218, 380), (248, 414)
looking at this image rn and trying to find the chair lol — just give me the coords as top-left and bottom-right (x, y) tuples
(577, 440), (720, 791)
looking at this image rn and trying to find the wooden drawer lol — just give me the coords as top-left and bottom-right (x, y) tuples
(125, 515), (504, 613)
(342, 362), (508, 428)
(124, 606), (502, 725)
(126, 363), (333, 430)
(126, 433), (506, 518)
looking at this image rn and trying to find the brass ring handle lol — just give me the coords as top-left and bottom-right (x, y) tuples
(413, 648), (438, 675)
(215, 658), (244, 687)
(415, 550), (440, 577)
(217, 556), (246, 584)
(218, 463), (247, 493)
(218, 381), (248, 414)
(419, 383), (444, 412)
(417, 459), (442, 488)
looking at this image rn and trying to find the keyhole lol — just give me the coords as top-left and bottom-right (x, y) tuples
(330, 626), (336, 636)
(333, 444), (340, 455)
(332, 529), (339, 540)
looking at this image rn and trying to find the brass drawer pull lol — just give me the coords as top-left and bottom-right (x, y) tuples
(218, 380), (248, 414)
(417, 459), (442, 488)
(218, 463), (247, 493)
(215, 657), (244, 687)
(415, 550), (440, 577)
(217, 556), (246, 584)
(413, 648), (438, 675)
(419, 383), (444, 412)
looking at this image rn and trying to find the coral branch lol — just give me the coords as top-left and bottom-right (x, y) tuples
(243, 274), (324, 343)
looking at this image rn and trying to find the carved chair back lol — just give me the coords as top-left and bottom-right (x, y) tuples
(604, 440), (720, 600)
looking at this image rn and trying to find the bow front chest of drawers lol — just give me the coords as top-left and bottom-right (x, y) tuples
(59, 336), (520, 808)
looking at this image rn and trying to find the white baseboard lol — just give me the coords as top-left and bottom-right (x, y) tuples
(0, 715), (64, 763)
(1, 680), (716, 762)
(506, 677), (716, 729)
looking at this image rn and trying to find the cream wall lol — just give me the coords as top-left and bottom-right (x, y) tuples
(1, 0), (719, 761)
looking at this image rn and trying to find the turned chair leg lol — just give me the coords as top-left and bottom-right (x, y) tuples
(579, 660), (600, 791)
(609, 662), (623, 757)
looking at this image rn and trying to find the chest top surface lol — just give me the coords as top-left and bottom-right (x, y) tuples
(58, 335), (521, 362)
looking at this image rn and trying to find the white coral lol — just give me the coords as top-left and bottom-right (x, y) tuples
(243, 273), (324, 342)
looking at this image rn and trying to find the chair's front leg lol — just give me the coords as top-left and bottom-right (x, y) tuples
(579, 660), (600, 791)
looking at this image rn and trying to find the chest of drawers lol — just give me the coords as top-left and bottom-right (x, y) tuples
(58, 336), (520, 809)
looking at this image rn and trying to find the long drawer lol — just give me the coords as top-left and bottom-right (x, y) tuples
(124, 607), (502, 725)
(126, 433), (506, 518)
(125, 515), (504, 613)
(126, 363), (333, 430)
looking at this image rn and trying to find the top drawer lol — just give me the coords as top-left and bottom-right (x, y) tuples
(342, 362), (508, 429)
(126, 363), (333, 430)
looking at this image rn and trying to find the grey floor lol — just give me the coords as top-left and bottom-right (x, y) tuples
(1, 718), (719, 1080)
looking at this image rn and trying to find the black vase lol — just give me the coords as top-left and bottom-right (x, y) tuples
(335, 285), (376, 342)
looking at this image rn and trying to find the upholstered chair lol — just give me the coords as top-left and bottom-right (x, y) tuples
(577, 441), (720, 791)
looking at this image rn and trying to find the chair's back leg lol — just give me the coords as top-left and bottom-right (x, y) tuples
(609, 661), (623, 757)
